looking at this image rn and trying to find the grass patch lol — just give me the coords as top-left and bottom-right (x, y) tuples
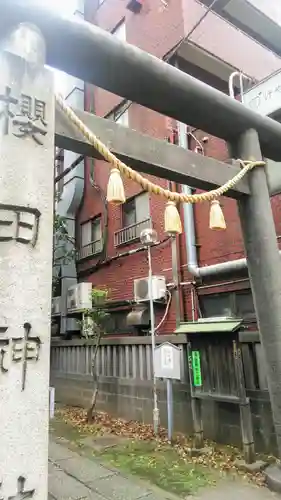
(99, 440), (215, 497)
(50, 411), (215, 496)
(50, 406), (269, 496)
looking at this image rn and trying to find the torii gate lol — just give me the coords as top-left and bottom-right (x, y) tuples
(1, 0), (281, 497)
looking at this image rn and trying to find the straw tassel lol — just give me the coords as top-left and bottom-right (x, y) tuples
(106, 168), (126, 204)
(164, 201), (182, 235)
(209, 199), (226, 230)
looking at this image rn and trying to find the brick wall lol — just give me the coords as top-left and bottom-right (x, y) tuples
(90, 0), (184, 118)
(77, 0), (281, 334)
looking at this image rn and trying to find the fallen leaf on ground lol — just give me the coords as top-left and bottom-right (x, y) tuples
(55, 406), (272, 487)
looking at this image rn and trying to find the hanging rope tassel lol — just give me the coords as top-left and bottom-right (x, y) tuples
(209, 199), (226, 230)
(56, 95), (265, 231)
(106, 168), (126, 204)
(164, 201), (182, 235)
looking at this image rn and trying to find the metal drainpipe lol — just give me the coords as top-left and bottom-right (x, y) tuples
(178, 121), (252, 279)
(178, 122), (200, 277)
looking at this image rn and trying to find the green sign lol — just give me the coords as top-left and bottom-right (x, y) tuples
(191, 351), (202, 387)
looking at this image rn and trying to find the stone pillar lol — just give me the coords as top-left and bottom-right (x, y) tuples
(0, 24), (54, 500)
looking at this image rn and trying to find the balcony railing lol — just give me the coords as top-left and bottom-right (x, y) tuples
(114, 218), (152, 247)
(77, 239), (103, 260)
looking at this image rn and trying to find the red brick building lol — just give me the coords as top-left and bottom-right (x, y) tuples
(76, 0), (281, 335)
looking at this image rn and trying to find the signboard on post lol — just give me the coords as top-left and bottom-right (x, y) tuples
(161, 343), (174, 370)
(155, 342), (181, 380)
(154, 342), (181, 442)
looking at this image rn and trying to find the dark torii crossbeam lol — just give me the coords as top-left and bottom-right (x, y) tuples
(55, 104), (250, 198)
(3, 0), (281, 476)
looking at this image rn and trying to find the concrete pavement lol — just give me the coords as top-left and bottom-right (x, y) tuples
(48, 439), (174, 500)
(48, 438), (281, 500)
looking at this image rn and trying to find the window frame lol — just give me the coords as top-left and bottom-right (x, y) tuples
(122, 197), (137, 229)
(199, 289), (256, 322)
(106, 101), (130, 128)
(80, 216), (102, 249)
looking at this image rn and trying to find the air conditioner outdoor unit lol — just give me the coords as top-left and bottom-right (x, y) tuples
(66, 282), (92, 312)
(134, 276), (166, 303)
(52, 296), (61, 316)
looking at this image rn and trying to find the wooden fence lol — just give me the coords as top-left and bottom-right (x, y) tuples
(51, 335), (188, 381)
(51, 332), (268, 390)
(50, 331), (276, 455)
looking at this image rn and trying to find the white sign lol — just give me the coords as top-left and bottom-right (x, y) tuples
(161, 344), (173, 370)
(243, 70), (281, 117)
(243, 70), (281, 196)
(154, 342), (181, 380)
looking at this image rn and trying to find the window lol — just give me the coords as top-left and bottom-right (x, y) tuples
(81, 218), (101, 246)
(107, 102), (129, 128)
(114, 193), (151, 246)
(115, 109), (129, 127)
(235, 291), (255, 320)
(123, 193), (150, 228)
(112, 20), (126, 42)
(123, 198), (136, 228)
(79, 217), (102, 260)
(200, 293), (233, 318)
(200, 289), (256, 322)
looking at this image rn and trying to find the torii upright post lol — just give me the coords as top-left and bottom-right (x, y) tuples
(237, 129), (281, 460)
(0, 24), (54, 499)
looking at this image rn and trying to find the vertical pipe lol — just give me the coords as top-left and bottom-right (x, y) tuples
(148, 245), (159, 434)
(167, 176), (181, 327)
(237, 129), (281, 458)
(166, 378), (173, 442)
(177, 122), (199, 276)
(171, 236), (181, 327)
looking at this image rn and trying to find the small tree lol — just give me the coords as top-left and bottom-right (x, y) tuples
(52, 213), (76, 293)
(80, 287), (110, 422)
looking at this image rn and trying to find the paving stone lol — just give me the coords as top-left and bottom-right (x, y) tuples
(48, 438), (280, 500)
(59, 455), (116, 484)
(87, 475), (151, 500)
(81, 435), (129, 452)
(265, 464), (281, 494)
(48, 463), (104, 500)
(49, 441), (80, 462)
(188, 479), (281, 499)
(144, 494), (176, 500)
